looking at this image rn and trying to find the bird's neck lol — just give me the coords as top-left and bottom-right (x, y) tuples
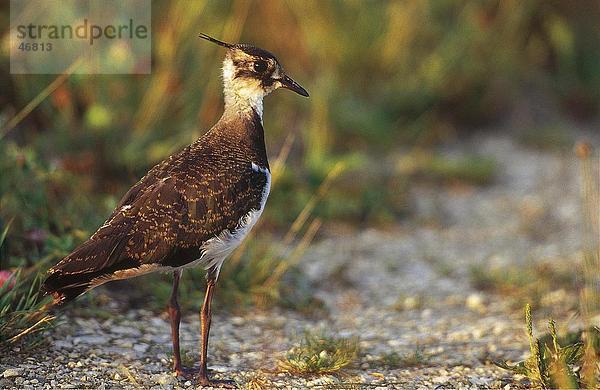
(212, 98), (269, 169)
(223, 90), (264, 121)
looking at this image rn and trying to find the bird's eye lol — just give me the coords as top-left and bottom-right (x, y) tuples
(253, 60), (268, 73)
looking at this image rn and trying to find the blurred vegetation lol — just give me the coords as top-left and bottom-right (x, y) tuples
(469, 261), (579, 313)
(367, 347), (428, 370)
(1, 1), (599, 319)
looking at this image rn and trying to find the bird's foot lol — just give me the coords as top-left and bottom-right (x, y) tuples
(197, 376), (236, 388)
(174, 367), (235, 388)
(174, 366), (199, 379)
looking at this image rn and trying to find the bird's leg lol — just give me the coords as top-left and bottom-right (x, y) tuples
(194, 276), (234, 387)
(168, 269), (186, 375)
(198, 277), (215, 385)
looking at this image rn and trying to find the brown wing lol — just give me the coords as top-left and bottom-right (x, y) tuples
(42, 156), (268, 303)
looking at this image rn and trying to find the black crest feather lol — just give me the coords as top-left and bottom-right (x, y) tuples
(198, 33), (234, 49)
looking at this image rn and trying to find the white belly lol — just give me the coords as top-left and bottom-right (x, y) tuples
(190, 163), (271, 277)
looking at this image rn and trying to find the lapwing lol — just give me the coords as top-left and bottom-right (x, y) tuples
(42, 33), (309, 387)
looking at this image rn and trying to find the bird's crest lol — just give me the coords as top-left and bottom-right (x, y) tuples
(198, 33), (235, 49)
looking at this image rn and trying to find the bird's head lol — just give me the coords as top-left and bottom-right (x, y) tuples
(199, 33), (309, 114)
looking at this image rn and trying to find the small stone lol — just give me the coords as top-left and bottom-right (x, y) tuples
(210, 365), (229, 373)
(184, 380), (192, 387)
(155, 373), (176, 385)
(111, 325), (142, 337)
(472, 327), (485, 339)
(133, 343), (149, 353)
(432, 375), (449, 384)
(470, 376), (493, 386)
(73, 335), (109, 345)
(2, 369), (22, 378)
(403, 296), (422, 310)
(113, 373), (121, 380)
(466, 293), (485, 311)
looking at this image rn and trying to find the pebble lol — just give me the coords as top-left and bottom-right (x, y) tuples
(73, 335), (110, 345)
(466, 293), (486, 311)
(133, 343), (149, 353)
(2, 368), (22, 378)
(155, 373), (176, 385)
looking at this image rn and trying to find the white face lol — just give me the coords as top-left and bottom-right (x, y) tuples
(221, 49), (283, 114)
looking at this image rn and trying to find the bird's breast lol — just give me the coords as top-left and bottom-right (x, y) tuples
(187, 163), (271, 275)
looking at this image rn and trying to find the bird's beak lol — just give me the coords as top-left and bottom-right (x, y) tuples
(279, 74), (309, 97)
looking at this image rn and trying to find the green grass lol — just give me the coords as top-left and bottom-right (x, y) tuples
(371, 347), (427, 369)
(0, 225), (56, 350)
(0, 271), (55, 349)
(278, 331), (359, 375)
(495, 304), (597, 389)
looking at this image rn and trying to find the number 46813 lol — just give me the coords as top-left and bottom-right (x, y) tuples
(18, 42), (53, 51)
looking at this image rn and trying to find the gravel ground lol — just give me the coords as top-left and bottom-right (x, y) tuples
(1, 133), (591, 388)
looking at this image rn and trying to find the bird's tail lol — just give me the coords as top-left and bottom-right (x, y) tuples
(41, 231), (133, 305)
(41, 271), (96, 306)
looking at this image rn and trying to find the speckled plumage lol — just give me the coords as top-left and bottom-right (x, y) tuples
(43, 108), (269, 303)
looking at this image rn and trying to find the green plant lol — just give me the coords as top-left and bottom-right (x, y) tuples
(0, 219), (62, 350)
(244, 371), (270, 390)
(278, 331), (359, 375)
(0, 272), (55, 349)
(0, 225), (56, 349)
(373, 347), (427, 369)
(495, 304), (591, 389)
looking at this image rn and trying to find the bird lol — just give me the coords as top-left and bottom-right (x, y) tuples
(42, 33), (309, 387)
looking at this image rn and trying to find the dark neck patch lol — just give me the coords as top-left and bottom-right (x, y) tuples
(210, 108), (269, 170)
